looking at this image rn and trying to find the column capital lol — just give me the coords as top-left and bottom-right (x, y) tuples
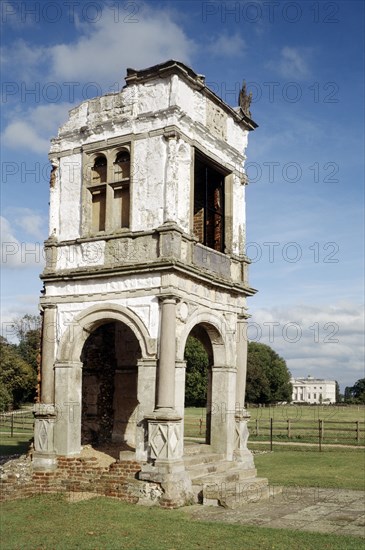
(158, 293), (180, 304)
(237, 313), (250, 322)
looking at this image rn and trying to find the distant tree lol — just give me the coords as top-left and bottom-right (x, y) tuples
(351, 378), (365, 404)
(11, 314), (41, 376)
(246, 342), (292, 404)
(0, 336), (36, 410)
(245, 359), (271, 404)
(344, 386), (354, 403)
(335, 381), (342, 403)
(184, 336), (209, 407)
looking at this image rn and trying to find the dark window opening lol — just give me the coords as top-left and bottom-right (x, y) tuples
(92, 155), (107, 183)
(114, 150), (130, 180)
(91, 188), (106, 232)
(194, 155), (225, 252)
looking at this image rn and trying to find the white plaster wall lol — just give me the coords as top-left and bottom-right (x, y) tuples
(136, 80), (170, 115)
(58, 154), (82, 241)
(48, 160), (60, 239)
(54, 294), (159, 358)
(45, 274), (161, 298)
(232, 174), (246, 256)
(227, 117), (248, 157)
(132, 136), (165, 231)
(176, 79), (196, 119)
(56, 241), (106, 270)
(194, 89), (207, 126)
(50, 71), (251, 241)
(176, 142), (191, 232)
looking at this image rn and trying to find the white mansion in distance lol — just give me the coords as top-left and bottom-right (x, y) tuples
(291, 376), (336, 404)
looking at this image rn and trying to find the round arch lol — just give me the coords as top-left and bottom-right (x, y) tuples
(57, 303), (155, 363)
(177, 311), (227, 366)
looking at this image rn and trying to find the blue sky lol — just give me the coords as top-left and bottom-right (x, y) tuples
(1, 0), (364, 390)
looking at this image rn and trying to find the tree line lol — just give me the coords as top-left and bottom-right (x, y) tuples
(185, 338), (292, 406)
(1, 315), (363, 411)
(0, 315), (40, 411)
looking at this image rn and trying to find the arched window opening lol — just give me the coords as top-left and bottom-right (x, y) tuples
(86, 147), (131, 234)
(112, 150), (130, 228)
(114, 150), (130, 180)
(92, 155), (107, 184)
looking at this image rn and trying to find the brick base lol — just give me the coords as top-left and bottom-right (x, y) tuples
(0, 456), (173, 506)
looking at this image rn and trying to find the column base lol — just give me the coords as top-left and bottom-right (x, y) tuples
(139, 411), (194, 506)
(32, 451), (57, 471)
(33, 404), (57, 469)
(234, 410), (254, 468)
(139, 459), (193, 507)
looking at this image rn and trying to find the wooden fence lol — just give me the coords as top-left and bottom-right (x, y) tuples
(250, 418), (365, 450)
(0, 409), (34, 437)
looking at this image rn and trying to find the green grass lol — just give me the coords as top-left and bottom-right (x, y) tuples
(185, 406), (365, 444)
(0, 433), (32, 456)
(251, 446), (365, 491)
(1, 495), (363, 550)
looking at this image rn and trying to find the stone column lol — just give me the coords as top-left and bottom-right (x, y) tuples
(33, 304), (57, 470)
(235, 315), (248, 411)
(210, 365), (236, 460)
(40, 305), (57, 404)
(156, 296), (177, 412)
(135, 359), (157, 462)
(139, 296), (193, 506)
(234, 315), (254, 467)
(53, 361), (83, 456)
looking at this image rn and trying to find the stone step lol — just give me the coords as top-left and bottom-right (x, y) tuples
(201, 477), (271, 507)
(184, 452), (226, 468)
(191, 465), (257, 486)
(183, 444), (213, 456)
(186, 459), (237, 479)
(218, 482), (283, 509)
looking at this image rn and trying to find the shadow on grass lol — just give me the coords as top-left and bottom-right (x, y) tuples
(0, 435), (32, 457)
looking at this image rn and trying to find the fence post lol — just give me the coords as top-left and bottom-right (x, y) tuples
(287, 419), (291, 439)
(270, 417), (273, 451)
(319, 419), (322, 452)
(356, 421), (359, 444)
(256, 418), (259, 436)
(11, 413), (14, 437)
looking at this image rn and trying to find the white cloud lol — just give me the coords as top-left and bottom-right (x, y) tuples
(0, 216), (45, 269)
(2, 103), (71, 154)
(2, 120), (49, 154)
(7, 208), (46, 240)
(207, 32), (246, 57)
(2, 5), (195, 154)
(265, 46), (311, 80)
(1, 38), (47, 80)
(278, 47), (310, 79)
(1, 295), (40, 343)
(48, 7), (195, 83)
(250, 302), (365, 390)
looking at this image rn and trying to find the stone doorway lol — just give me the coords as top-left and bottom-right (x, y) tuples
(184, 325), (213, 445)
(81, 321), (141, 453)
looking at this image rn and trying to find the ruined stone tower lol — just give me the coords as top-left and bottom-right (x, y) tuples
(34, 61), (260, 506)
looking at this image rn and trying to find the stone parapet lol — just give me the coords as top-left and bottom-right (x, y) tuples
(42, 227), (253, 290)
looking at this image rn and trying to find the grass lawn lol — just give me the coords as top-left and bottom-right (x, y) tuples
(185, 406), (365, 444)
(251, 446), (365, 491)
(1, 494), (363, 550)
